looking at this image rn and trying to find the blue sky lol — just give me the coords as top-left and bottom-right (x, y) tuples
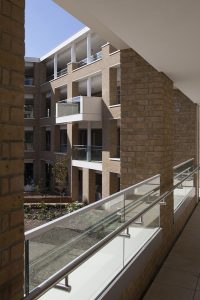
(25, 0), (85, 57)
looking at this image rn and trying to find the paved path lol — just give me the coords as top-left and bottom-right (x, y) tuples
(143, 203), (200, 300)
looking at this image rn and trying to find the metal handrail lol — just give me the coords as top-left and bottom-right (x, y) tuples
(24, 165), (199, 300)
(25, 173), (159, 240)
(173, 158), (194, 170)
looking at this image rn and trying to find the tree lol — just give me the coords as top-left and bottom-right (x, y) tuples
(52, 155), (69, 210)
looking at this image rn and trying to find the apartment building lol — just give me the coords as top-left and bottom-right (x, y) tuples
(24, 27), (121, 202)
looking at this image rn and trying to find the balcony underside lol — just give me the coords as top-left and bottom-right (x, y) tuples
(56, 113), (101, 124)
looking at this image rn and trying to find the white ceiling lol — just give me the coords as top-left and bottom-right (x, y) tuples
(54, 0), (200, 103)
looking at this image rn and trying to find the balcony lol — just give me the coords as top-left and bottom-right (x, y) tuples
(77, 51), (102, 68)
(56, 96), (102, 124)
(24, 76), (34, 86)
(24, 143), (34, 151)
(46, 68), (68, 82)
(24, 159), (198, 299)
(57, 67), (68, 77)
(60, 143), (67, 153)
(73, 145), (102, 161)
(24, 105), (34, 119)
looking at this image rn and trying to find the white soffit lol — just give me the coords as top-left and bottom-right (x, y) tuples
(54, 0), (200, 103)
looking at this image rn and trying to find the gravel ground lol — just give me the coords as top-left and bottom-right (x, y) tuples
(25, 219), (48, 231)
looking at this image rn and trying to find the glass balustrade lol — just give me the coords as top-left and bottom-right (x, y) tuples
(57, 97), (80, 117)
(173, 158), (195, 211)
(24, 159), (199, 300)
(24, 105), (34, 118)
(73, 145), (102, 162)
(57, 68), (68, 77)
(24, 76), (34, 85)
(24, 174), (160, 296)
(24, 143), (34, 151)
(77, 51), (102, 68)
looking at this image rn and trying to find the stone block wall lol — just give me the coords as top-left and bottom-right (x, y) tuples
(0, 0), (25, 299)
(120, 49), (173, 192)
(173, 89), (197, 165)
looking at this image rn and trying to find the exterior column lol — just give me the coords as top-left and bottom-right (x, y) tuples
(71, 43), (76, 63)
(82, 168), (96, 203)
(87, 32), (92, 64)
(54, 53), (58, 79)
(71, 166), (79, 202)
(120, 48), (174, 239)
(173, 89), (197, 165)
(87, 122), (91, 161)
(87, 77), (92, 97)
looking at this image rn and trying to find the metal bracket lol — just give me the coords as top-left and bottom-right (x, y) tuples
(119, 227), (131, 238)
(55, 276), (72, 292)
(134, 215), (143, 225)
(159, 198), (167, 206)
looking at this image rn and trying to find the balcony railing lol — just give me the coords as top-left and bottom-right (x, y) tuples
(57, 67), (68, 77)
(56, 96), (102, 123)
(24, 105), (34, 119)
(24, 159), (198, 300)
(73, 145), (102, 162)
(57, 97), (80, 117)
(77, 51), (102, 68)
(24, 143), (34, 151)
(24, 77), (34, 86)
(46, 74), (54, 82)
(60, 144), (67, 153)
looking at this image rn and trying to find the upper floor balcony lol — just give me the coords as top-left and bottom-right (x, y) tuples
(73, 145), (102, 162)
(56, 96), (102, 124)
(24, 76), (34, 86)
(77, 51), (102, 68)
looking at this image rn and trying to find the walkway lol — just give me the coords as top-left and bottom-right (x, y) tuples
(143, 203), (200, 300)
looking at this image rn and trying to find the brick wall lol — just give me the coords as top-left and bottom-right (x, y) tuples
(120, 49), (173, 191)
(0, 0), (25, 299)
(173, 89), (197, 165)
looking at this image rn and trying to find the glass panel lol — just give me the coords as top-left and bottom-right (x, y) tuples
(57, 97), (80, 117)
(91, 146), (102, 161)
(73, 145), (87, 160)
(57, 68), (68, 77)
(64, 236), (123, 300)
(26, 174), (161, 294)
(124, 204), (160, 265)
(174, 173), (195, 211)
(123, 176), (160, 222)
(28, 194), (126, 291)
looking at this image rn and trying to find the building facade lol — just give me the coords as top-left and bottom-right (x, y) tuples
(24, 28), (121, 202)
(24, 27), (197, 205)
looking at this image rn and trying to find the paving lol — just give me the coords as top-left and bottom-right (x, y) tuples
(143, 203), (200, 300)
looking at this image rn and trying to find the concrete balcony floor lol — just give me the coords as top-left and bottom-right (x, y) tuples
(143, 202), (200, 300)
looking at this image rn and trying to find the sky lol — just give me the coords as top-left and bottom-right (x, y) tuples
(25, 0), (85, 58)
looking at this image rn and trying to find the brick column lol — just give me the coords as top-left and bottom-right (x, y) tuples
(173, 89), (197, 165)
(102, 171), (119, 198)
(82, 168), (96, 203)
(71, 167), (79, 202)
(0, 1), (25, 299)
(120, 48), (174, 234)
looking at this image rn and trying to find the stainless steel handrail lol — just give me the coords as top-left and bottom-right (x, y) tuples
(24, 165), (199, 300)
(25, 173), (160, 240)
(173, 158), (194, 170)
